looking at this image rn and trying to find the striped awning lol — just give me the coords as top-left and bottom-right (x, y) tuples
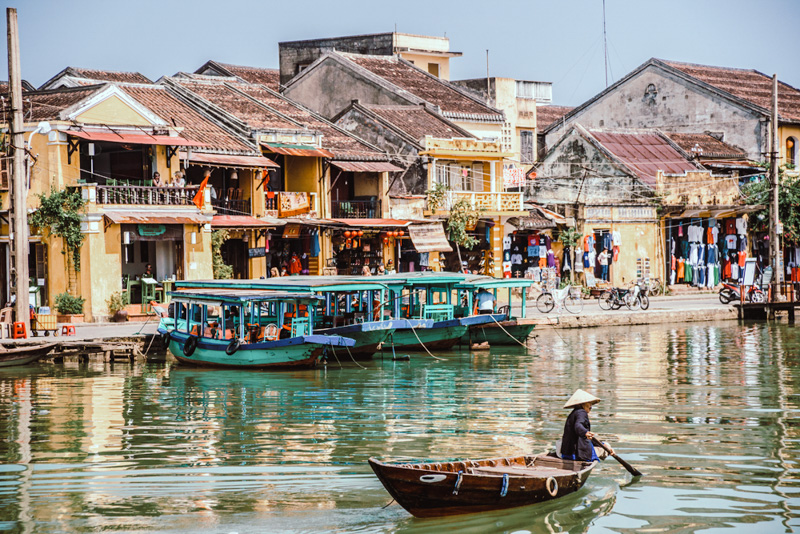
(331, 161), (404, 173)
(408, 222), (453, 253)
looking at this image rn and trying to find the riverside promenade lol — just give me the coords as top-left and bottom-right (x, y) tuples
(9, 293), (738, 344)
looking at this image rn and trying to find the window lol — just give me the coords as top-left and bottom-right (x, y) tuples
(787, 137), (797, 167)
(520, 131), (534, 164)
(427, 63), (439, 77)
(501, 122), (513, 152)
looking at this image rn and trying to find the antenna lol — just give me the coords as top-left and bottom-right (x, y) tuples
(486, 49), (490, 102)
(603, 0), (609, 87)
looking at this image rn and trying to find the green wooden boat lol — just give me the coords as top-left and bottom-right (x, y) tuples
(455, 276), (536, 346)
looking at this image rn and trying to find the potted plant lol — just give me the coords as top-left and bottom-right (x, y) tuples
(107, 291), (128, 322)
(55, 292), (85, 323)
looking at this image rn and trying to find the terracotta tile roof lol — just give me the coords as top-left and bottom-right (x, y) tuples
(363, 104), (473, 141)
(536, 105), (574, 130)
(214, 63), (280, 90)
(21, 86), (103, 121)
(65, 67), (151, 85)
(344, 54), (504, 122)
(173, 79), (301, 131)
(232, 84), (387, 160)
(663, 60), (800, 122)
(119, 85), (256, 153)
(662, 132), (747, 159)
(587, 128), (701, 186)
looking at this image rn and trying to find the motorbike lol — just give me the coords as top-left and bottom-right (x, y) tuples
(718, 281), (766, 304)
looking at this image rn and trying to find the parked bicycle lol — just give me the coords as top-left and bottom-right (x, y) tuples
(536, 285), (584, 314)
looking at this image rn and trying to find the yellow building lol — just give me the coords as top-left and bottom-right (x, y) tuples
(3, 81), (268, 321)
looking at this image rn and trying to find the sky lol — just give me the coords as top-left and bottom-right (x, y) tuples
(4, 0), (800, 107)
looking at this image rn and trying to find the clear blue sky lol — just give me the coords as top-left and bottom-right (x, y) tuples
(5, 0), (800, 106)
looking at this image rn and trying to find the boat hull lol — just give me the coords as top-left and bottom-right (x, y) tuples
(315, 320), (394, 359)
(461, 321), (536, 346)
(389, 323), (468, 350)
(369, 454), (596, 518)
(0, 343), (56, 367)
(166, 331), (354, 369)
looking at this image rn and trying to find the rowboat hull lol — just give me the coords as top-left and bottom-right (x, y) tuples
(165, 331), (354, 369)
(0, 343), (56, 367)
(460, 320), (536, 346)
(369, 454), (596, 518)
(389, 323), (468, 350)
(315, 320), (394, 359)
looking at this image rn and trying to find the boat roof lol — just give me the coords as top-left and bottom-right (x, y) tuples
(170, 288), (323, 304)
(176, 276), (406, 292)
(456, 274), (536, 289)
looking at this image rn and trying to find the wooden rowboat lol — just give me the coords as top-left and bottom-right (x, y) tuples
(369, 454), (596, 518)
(0, 342), (56, 367)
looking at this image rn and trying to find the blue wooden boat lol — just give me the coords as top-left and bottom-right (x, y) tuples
(158, 288), (354, 369)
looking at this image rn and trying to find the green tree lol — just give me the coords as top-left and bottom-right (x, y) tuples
(211, 230), (234, 279)
(446, 198), (482, 270)
(741, 166), (800, 245)
(29, 187), (87, 272)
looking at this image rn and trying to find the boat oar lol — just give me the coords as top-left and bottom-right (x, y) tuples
(591, 437), (643, 477)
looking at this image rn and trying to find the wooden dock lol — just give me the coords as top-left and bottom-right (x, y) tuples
(733, 301), (798, 321)
(50, 340), (143, 362)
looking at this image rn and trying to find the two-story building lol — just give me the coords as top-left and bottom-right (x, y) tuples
(5, 74), (270, 321)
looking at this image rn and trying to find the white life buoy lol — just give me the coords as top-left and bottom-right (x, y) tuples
(546, 476), (558, 497)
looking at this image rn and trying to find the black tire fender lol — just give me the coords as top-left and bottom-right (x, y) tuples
(160, 330), (171, 346)
(183, 335), (199, 356)
(226, 338), (241, 355)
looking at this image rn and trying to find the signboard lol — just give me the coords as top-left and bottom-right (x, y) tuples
(408, 223), (453, 253)
(278, 191), (310, 217)
(503, 164), (525, 188)
(283, 224), (301, 238)
(742, 258), (758, 287)
(248, 247), (267, 258)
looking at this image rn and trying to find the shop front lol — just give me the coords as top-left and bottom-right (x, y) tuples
(265, 222), (322, 276)
(330, 219), (412, 275)
(440, 219), (494, 275)
(211, 214), (277, 279)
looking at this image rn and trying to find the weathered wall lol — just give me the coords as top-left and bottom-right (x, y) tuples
(284, 58), (419, 120)
(657, 170), (736, 205)
(279, 34), (395, 85)
(544, 65), (766, 160)
(531, 128), (653, 205)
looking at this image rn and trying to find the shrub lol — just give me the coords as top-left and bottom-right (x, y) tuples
(55, 292), (85, 315)
(106, 291), (126, 315)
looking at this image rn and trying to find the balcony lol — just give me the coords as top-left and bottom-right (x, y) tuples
(443, 190), (524, 213)
(96, 185), (199, 206)
(211, 198), (251, 215)
(264, 191), (317, 218)
(331, 198), (380, 219)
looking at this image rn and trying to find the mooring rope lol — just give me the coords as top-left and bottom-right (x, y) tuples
(343, 342), (367, 370)
(327, 340), (343, 368)
(409, 324), (446, 361)
(489, 315), (529, 349)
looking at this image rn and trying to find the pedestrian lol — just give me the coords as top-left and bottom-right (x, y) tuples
(560, 389), (614, 462)
(598, 248), (610, 281)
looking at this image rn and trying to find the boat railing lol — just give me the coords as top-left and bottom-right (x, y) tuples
(421, 304), (454, 322)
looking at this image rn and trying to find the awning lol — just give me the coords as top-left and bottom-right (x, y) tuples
(667, 205), (763, 218)
(103, 210), (211, 225)
(331, 161), (404, 173)
(331, 218), (412, 228)
(261, 142), (333, 158)
(67, 129), (204, 147)
(408, 222), (453, 253)
(185, 152), (279, 168)
(211, 215), (278, 229)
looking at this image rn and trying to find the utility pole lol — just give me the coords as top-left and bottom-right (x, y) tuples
(769, 74), (780, 303)
(7, 7), (29, 336)
(602, 0), (609, 87)
(485, 49), (490, 105)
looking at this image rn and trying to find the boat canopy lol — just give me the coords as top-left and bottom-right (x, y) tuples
(176, 276), (406, 293)
(169, 288), (323, 305)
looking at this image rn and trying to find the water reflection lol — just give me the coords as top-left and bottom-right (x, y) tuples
(0, 321), (798, 532)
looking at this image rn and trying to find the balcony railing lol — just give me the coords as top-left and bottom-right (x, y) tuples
(96, 185), (199, 206)
(331, 199), (380, 219)
(211, 198), (251, 215)
(443, 190), (524, 212)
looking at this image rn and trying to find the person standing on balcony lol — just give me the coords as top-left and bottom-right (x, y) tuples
(173, 171), (185, 187)
(152, 172), (163, 187)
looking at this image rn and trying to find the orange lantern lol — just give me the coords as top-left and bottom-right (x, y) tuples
(390, 231), (397, 237)
(358, 230), (364, 237)
(398, 230), (405, 237)
(383, 237), (389, 244)
(344, 230), (352, 238)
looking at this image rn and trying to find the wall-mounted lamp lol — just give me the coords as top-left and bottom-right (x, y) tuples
(191, 232), (197, 245)
(123, 231), (130, 245)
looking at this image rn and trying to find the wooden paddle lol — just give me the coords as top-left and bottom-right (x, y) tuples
(591, 437), (643, 477)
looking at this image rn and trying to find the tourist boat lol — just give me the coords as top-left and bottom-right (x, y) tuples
(455, 276), (536, 346)
(369, 454), (596, 518)
(158, 288), (355, 369)
(0, 342), (56, 367)
(174, 277), (431, 359)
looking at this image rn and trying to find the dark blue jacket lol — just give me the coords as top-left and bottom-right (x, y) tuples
(562, 407), (595, 461)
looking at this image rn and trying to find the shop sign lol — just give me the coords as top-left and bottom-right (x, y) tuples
(248, 247), (267, 258)
(283, 224), (301, 238)
(278, 191), (310, 217)
(408, 223), (453, 253)
(617, 207), (656, 220)
(586, 207), (612, 219)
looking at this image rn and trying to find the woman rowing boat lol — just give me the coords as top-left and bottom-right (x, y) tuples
(560, 389), (615, 462)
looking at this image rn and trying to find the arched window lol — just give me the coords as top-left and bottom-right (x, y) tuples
(787, 137), (797, 167)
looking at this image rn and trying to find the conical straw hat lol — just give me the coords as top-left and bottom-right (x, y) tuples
(563, 389), (601, 409)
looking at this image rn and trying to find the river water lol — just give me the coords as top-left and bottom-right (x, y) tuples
(0, 320), (799, 533)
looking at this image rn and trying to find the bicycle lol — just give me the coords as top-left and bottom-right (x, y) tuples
(598, 287), (626, 310)
(536, 285), (584, 314)
(624, 280), (650, 311)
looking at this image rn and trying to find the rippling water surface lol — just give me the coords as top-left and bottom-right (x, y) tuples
(1, 321), (799, 533)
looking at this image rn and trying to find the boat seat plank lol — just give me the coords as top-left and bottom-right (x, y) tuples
(470, 465), (576, 477)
